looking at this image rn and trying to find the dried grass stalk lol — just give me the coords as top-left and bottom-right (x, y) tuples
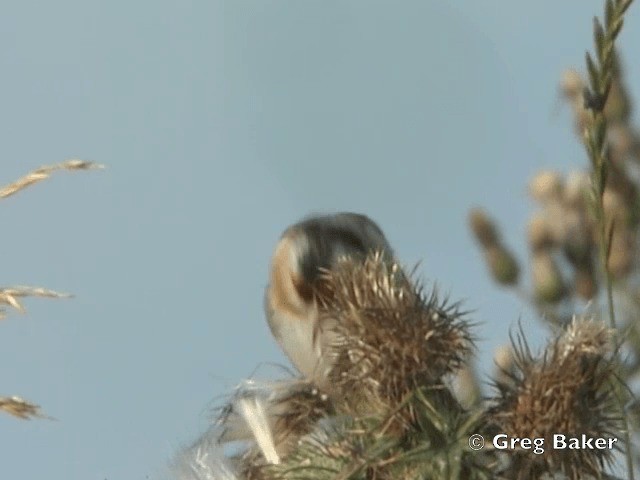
(0, 159), (104, 199)
(0, 286), (72, 319)
(0, 396), (48, 420)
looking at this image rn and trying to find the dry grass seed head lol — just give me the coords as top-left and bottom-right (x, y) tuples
(0, 286), (72, 319)
(0, 396), (47, 420)
(0, 160), (104, 199)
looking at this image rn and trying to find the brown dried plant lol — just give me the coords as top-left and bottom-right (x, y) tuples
(469, 0), (639, 476)
(489, 319), (620, 479)
(174, 255), (629, 479)
(1, 160), (103, 420)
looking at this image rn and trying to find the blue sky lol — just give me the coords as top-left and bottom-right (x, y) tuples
(1, 1), (639, 478)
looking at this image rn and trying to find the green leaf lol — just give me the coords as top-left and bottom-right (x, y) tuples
(593, 17), (606, 59)
(583, 122), (595, 155)
(594, 115), (607, 149)
(602, 43), (614, 69)
(605, 0), (615, 27)
(599, 156), (608, 194)
(605, 218), (616, 268)
(620, 0), (633, 15)
(601, 75), (613, 104)
(611, 18), (624, 39)
(455, 409), (485, 438)
(585, 52), (600, 91)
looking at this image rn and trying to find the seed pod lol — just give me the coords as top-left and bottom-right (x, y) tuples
(607, 124), (634, 165)
(468, 208), (499, 248)
(484, 244), (520, 286)
(603, 188), (631, 227)
(493, 344), (515, 387)
(603, 81), (630, 124)
(562, 208), (593, 268)
(529, 171), (563, 203)
(532, 251), (565, 303)
(527, 213), (554, 252)
(319, 253), (472, 416)
(574, 264), (598, 300)
(489, 318), (617, 479)
(560, 69), (584, 99)
(574, 105), (592, 136)
(608, 228), (635, 279)
(563, 171), (590, 208)
(545, 199), (571, 245)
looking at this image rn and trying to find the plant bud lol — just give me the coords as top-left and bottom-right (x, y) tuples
(560, 69), (583, 99)
(527, 213), (554, 252)
(603, 188), (631, 226)
(563, 170), (590, 207)
(529, 170), (563, 203)
(532, 251), (565, 303)
(562, 209), (592, 267)
(607, 124), (634, 163)
(603, 81), (630, 124)
(493, 344), (516, 390)
(545, 199), (570, 244)
(468, 208), (499, 248)
(574, 264), (597, 300)
(484, 245), (520, 286)
(608, 228), (635, 279)
(494, 344), (514, 373)
(574, 105), (592, 136)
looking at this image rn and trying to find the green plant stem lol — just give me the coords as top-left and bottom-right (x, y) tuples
(595, 183), (634, 478)
(583, 1), (636, 475)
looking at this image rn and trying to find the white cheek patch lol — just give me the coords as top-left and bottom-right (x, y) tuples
(272, 308), (322, 380)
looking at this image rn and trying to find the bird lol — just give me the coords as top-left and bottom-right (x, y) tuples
(264, 212), (396, 384)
